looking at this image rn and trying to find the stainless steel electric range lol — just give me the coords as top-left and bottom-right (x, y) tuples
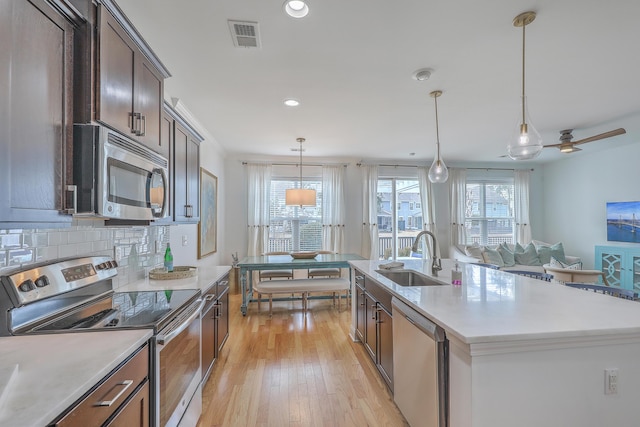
(0, 256), (204, 427)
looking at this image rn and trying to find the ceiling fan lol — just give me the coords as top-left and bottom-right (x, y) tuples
(544, 128), (626, 153)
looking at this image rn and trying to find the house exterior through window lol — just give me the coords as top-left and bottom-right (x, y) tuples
(377, 178), (423, 260)
(465, 178), (515, 245)
(269, 178), (322, 252)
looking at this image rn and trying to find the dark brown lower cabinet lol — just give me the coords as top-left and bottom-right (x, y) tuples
(106, 380), (150, 427)
(50, 344), (149, 427)
(201, 273), (231, 384)
(352, 268), (393, 391)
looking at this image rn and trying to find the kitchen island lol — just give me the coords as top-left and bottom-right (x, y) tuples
(350, 258), (640, 427)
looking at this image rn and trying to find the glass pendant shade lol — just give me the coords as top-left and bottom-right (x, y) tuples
(428, 157), (449, 183)
(507, 96), (543, 160)
(285, 188), (316, 206)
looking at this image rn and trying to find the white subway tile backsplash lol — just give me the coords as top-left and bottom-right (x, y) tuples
(75, 242), (93, 257)
(58, 244), (78, 258)
(0, 223), (170, 285)
(92, 240), (110, 252)
(36, 246), (59, 263)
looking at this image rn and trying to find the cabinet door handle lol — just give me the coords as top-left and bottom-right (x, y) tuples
(215, 301), (222, 319)
(64, 185), (77, 214)
(371, 304), (377, 320)
(140, 115), (146, 136)
(130, 112), (141, 134)
(94, 380), (134, 407)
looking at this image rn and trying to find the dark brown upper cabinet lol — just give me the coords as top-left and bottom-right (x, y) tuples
(0, 0), (81, 228)
(96, 1), (170, 158)
(163, 102), (202, 224)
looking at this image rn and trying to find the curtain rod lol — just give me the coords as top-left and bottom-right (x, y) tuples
(357, 163), (533, 172)
(242, 161), (348, 167)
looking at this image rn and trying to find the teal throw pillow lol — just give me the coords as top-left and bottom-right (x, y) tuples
(498, 242), (516, 267)
(482, 246), (505, 267)
(550, 256), (582, 270)
(536, 242), (566, 265)
(514, 242), (541, 266)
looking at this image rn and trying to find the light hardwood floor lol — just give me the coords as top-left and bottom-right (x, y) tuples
(197, 288), (409, 427)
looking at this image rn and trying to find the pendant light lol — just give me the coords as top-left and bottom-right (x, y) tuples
(285, 137), (316, 206)
(428, 90), (449, 183)
(507, 11), (543, 160)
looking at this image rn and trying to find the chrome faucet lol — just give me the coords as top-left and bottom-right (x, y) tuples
(411, 230), (442, 276)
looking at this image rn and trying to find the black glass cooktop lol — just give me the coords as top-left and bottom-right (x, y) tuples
(35, 289), (200, 333)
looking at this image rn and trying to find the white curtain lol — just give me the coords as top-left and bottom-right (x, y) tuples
(449, 168), (467, 246)
(246, 164), (272, 256)
(321, 165), (345, 253)
(361, 165), (379, 260)
(514, 169), (532, 243)
(417, 167), (439, 258)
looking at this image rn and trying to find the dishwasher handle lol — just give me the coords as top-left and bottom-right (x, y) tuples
(391, 297), (446, 343)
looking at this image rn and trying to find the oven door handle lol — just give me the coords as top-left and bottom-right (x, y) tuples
(156, 298), (205, 345)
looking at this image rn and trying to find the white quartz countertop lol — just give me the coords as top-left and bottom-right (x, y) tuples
(350, 259), (640, 345)
(0, 329), (152, 426)
(119, 264), (231, 294)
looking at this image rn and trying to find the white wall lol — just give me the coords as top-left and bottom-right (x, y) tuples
(541, 141), (640, 268)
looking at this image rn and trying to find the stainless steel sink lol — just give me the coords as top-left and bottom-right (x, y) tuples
(375, 269), (445, 287)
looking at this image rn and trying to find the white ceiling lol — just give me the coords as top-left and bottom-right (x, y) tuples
(116, 0), (640, 164)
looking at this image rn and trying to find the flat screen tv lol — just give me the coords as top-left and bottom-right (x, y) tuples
(607, 201), (640, 243)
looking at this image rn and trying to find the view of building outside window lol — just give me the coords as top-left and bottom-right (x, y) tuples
(465, 180), (515, 245)
(377, 179), (423, 260)
(269, 179), (322, 252)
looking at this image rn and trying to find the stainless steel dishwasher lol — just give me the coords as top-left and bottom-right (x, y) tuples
(392, 297), (448, 427)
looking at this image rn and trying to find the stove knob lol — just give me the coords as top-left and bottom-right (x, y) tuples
(18, 279), (35, 292)
(97, 263), (106, 270)
(111, 260), (118, 268)
(35, 275), (50, 288)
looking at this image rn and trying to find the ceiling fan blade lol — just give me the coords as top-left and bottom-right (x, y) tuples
(572, 128), (626, 145)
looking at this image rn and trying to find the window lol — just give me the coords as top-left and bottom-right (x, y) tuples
(269, 179), (322, 252)
(465, 179), (515, 245)
(378, 179), (423, 260)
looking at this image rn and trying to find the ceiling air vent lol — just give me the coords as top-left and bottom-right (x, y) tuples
(228, 20), (261, 48)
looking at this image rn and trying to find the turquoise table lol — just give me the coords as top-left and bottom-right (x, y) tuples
(237, 253), (366, 315)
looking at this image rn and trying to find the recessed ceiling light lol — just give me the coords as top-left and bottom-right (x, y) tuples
(284, 99), (300, 107)
(284, 0), (309, 18)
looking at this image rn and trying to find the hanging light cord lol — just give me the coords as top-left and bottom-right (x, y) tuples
(297, 137), (304, 188)
(521, 21), (526, 124)
(434, 94), (441, 162)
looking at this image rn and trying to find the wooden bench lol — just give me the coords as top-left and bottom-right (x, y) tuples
(253, 278), (350, 315)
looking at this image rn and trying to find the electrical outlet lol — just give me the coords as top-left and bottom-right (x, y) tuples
(182, 235), (188, 246)
(605, 368), (618, 395)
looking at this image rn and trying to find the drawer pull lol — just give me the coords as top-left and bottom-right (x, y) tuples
(95, 380), (134, 407)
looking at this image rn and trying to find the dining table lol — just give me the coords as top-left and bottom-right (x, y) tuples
(237, 253), (366, 315)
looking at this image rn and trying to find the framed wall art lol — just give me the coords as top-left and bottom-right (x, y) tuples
(198, 168), (218, 258)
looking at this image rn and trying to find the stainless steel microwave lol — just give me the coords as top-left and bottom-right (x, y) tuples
(72, 124), (168, 221)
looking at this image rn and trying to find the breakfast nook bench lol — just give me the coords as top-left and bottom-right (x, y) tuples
(253, 278), (350, 315)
